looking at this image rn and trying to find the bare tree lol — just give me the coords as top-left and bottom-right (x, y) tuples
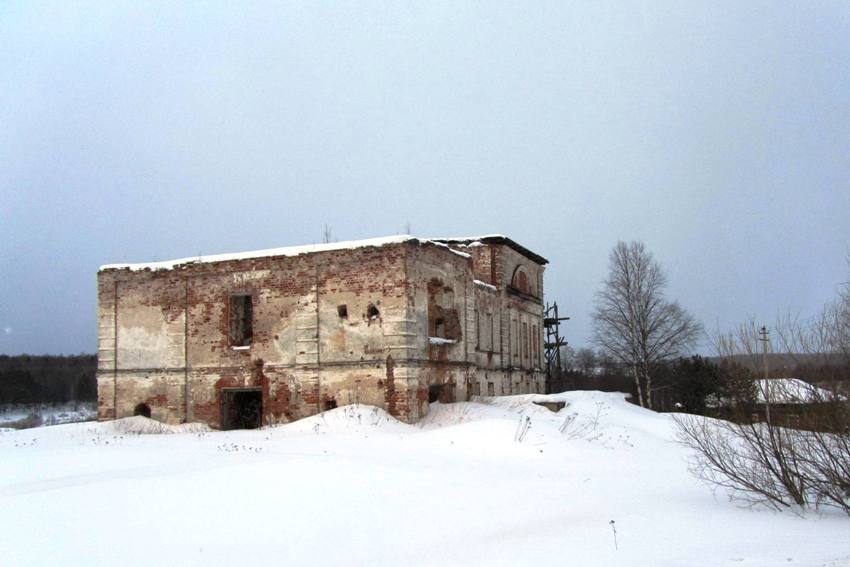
(709, 317), (766, 407)
(712, 317), (765, 371)
(813, 260), (850, 362)
(576, 347), (598, 376)
(592, 241), (702, 409)
(775, 253), (850, 373)
(559, 345), (577, 371)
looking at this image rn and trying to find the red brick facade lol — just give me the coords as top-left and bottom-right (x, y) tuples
(97, 236), (547, 427)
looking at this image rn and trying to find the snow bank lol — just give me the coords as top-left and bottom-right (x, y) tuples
(1, 391), (848, 567)
(107, 416), (211, 435)
(281, 404), (409, 435)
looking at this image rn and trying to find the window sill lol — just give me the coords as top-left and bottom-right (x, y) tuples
(231, 345), (252, 351)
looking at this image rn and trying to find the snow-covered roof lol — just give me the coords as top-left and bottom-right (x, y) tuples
(429, 233), (508, 242)
(431, 235), (548, 265)
(99, 235), (475, 272)
(754, 379), (835, 404)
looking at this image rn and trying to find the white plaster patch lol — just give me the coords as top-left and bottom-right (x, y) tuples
(233, 270), (271, 285)
(119, 325), (173, 368)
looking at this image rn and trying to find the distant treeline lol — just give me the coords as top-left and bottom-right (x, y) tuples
(706, 353), (850, 381)
(0, 354), (97, 404)
(549, 349), (850, 414)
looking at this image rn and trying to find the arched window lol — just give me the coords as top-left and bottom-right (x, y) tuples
(511, 266), (534, 296)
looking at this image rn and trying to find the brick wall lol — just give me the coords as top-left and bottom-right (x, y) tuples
(97, 238), (547, 427)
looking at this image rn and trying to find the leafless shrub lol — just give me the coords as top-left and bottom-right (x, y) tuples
(794, 398), (850, 515)
(559, 401), (605, 440)
(675, 414), (808, 510)
(677, 403), (850, 515)
(515, 415), (532, 443)
(682, 266), (850, 515)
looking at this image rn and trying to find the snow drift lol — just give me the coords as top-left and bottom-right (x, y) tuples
(0, 391), (847, 567)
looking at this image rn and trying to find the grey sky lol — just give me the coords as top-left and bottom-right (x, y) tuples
(1, 1), (849, 356)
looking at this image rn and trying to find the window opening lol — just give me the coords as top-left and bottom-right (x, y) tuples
(427, 278), (461, 341)
(522, 322), (529, 361)
(511, 266), (534, 296)
(230, 294), (253, 347)
(367, 304), (380, 320)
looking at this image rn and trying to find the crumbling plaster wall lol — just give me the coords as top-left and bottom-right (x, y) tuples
(464, 243), (546, 398)
(404, 244), (475, 414)
(97, 238), (547, 427)
(404, 242), (546, 409)
(98, 243), (421, 426)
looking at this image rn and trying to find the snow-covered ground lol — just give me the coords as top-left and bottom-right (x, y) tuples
(0, 392), (847, 566)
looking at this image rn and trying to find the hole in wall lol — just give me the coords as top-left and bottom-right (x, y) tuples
(133, 403), (152, 418)
(222, 389), (262, 430)
(434, 317), (445, 337)
(367, 304), (380, 320)
(428, 384), (445, 403)
(338, 304), (348, 318)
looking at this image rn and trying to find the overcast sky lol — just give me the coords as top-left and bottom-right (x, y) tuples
(1, 1), (849, 356)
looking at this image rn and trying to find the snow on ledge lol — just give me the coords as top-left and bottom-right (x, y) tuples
(429, 337), (457, 345)
(426, 240), (472, 259)
(473, 279), (497, 291)
(428, 234), (508, 242)
(99, 235), (473, 272)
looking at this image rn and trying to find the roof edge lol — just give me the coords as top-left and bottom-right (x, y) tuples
(430, 236), (549, 265)
(98, 235), (473, 273)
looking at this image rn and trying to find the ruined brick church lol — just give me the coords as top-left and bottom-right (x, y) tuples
(97, 235), (548, 428)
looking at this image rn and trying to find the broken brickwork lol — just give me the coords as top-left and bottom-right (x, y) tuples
(97, 235), (548, 427)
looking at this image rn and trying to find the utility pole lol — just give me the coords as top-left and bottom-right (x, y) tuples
(758, 325), (771, 424)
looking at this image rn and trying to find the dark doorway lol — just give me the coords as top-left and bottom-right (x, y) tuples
(428, 384), (445, 403)
(222, 388), (263, 430)
(133, 403), (151, 418)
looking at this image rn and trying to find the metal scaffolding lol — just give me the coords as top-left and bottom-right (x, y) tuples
(543, 301), (569, 393)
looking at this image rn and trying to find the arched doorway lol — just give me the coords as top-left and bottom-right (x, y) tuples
(133, 403), (152, 418)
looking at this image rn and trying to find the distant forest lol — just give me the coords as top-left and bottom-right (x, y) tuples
(549, 349), (850, 414)
(0, 354), (96, 405)
(706, 353), (850, 383)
